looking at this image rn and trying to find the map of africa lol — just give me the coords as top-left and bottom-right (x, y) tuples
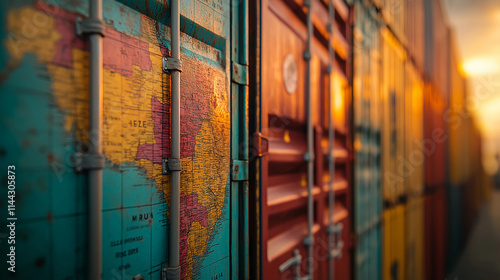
(0, 0), (231, 279)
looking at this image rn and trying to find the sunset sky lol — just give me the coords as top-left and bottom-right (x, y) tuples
(442, 0), (500, 174)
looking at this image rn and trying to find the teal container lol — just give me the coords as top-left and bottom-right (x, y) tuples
(353, 1), (382, 279)
(0, 0), (248, 279)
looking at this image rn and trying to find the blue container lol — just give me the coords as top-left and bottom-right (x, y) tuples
(0, 0), (248, 279)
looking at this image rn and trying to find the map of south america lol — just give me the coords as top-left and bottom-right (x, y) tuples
(2, 0), (230, 279)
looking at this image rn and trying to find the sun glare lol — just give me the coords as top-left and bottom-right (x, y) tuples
(462, 58), (499, 76)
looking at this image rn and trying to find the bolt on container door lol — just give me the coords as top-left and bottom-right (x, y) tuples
(257, 0), (352, 279)
(352, 2), (382, 280)
(0, 0), (239, 279)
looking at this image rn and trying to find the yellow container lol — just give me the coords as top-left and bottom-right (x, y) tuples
(405, 197), (424, 280)
(404, 63), (424, 197)
(381, 27), (407, 204)
(383, 205), (406, 280)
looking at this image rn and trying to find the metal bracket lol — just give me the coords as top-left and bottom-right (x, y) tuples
(75, 16), (105, 37)
(329, 241), (344, 259)
(303, 152), (314, 162)
(326, 222), (343, 235)
(303, 50), (311, 61)
(162, 266), (180, 280)
(327, 223), (344, 259)
(231, 159), (248, 181)
(162, 158), (182, 175)
(326, 64), (333, 74)
(303, 235), (314, 247)
(162, 57), (183, 73)
(279, 249), (308, 280)
(74, 153), (104, 172)
(232, 61), (249, 85)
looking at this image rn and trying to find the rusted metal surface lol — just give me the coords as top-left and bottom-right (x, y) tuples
(253, 0), (352, 279)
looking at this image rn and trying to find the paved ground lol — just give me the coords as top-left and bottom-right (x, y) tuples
(448, 189), (500, 280)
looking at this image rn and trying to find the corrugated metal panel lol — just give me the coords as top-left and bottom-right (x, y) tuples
(424, 0), (450, 98)
(405, 62), (424, 197)
(405, 0), (425, 74)
(423, 81), (448, 189)
(257, 0), (352, 279)
(380, 26), (406, 203)
(405, 197), (424, 280)
(424, 189), (447, 280)
(352, 2), (382, 279)
(382, 205), (406, 280)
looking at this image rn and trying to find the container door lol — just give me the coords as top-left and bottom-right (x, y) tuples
(0, 0), (242, 279)
(253, 0), (352, 279)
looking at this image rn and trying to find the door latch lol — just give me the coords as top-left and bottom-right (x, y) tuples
(327, 223), (344, 259)
(279, 249), (309, 280)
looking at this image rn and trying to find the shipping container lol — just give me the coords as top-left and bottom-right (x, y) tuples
(423, 81), (448, 189)
(404, 62), (424, 198)
(248, 0), (352, 279)
(380, 26), (406, 203)
(0, 0), (249, 279)
(424, 0), (450, 98)
(446, 30), (467, 271)
(352, 2), (382, 280)
(405, 0), (425, 74)
(405, 197), (425, 280)
(382, 205), (405, 280)
(424, 188), (447, 280)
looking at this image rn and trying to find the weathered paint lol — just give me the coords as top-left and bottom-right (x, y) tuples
(0, 0), (246, 279)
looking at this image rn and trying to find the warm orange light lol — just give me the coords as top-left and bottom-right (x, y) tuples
(333, 73), (346, 130)
(462, 58), (499, 76)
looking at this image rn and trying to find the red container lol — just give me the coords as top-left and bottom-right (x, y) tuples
(424, 0), (450, 99)
(405, 0), (425, 74)
(423, 82), (448, 189)
(424, 188), (447, 280)
(250, 0), (353, 279)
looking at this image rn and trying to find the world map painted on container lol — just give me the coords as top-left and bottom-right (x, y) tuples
(0, 0), (230, 279)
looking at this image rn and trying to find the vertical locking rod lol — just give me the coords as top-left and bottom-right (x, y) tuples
(304, 1), (314, 279)
(86, 0), (103, 278)
(166, 0), (181, 279)
(327, 1), (336, 280)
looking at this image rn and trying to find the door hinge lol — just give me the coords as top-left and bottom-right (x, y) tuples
(231, 159), (248, 181)
(253, 132), (269, 157)
(231, 61), (248, 85)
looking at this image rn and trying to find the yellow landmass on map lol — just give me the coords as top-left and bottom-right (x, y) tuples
(6, 6), (230, 280)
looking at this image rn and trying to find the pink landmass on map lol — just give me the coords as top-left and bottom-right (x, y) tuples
(136, 92), (210, 163)
(103, 28), (152, 78)
(36, 2), (151, 76)
(35, 2), (87, 68)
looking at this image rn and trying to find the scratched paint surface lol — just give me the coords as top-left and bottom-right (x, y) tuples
(0, 0), (231, 279)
